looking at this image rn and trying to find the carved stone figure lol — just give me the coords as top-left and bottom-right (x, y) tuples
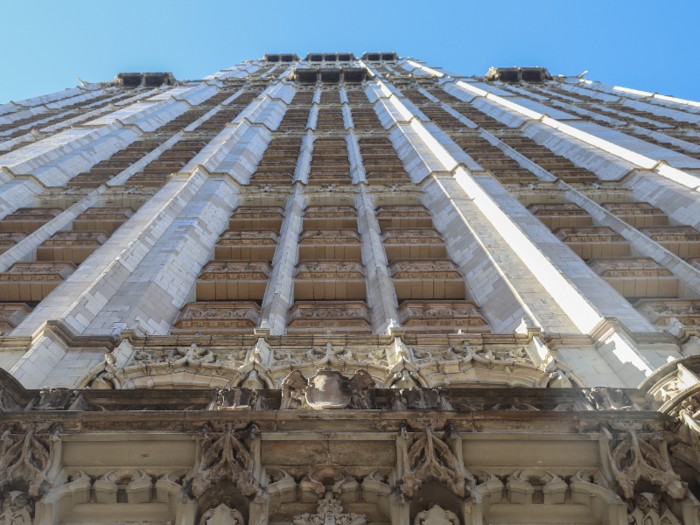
(281, 369), (375, 410)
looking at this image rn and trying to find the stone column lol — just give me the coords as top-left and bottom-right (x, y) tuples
(355, 187), (399, 334)
(259, 187), (305, 335)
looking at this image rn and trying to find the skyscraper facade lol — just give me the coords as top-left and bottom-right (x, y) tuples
(0, 52), (699, 523)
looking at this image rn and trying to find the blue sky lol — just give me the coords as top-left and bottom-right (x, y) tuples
(2, 0), (699, 104)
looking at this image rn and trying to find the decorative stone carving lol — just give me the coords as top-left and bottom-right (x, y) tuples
(0, 491), (33, 525)
(215, 230), (279, 261)
(303, 206), (358, 229)
(190, 424), (260, 499)
(413, 504), (460, 525)
(375, 205), (432, 231)
(287, 301), (372, 334)
(293, 492), (366, 525)
(294, 260), (366, 301)
(280, 368), (375, 410)
(196, 261), (271, 301)
(199, 503), (245, 525)
(229, 206), (285, 232)
(601, 202), (667, 227)
(0, 304), (31, 330)
(0, 233), (28, 255)
(390, 260), (465, 301)
(94, 468), (153, 504)
(211, 388), (259, 411)
(554, 227), (629, 258)
(627, 493), (681, 525)
(301, 462), (357, 495)
(606, 428), (686, 500)
(29, 387), (87, 411)
(172, 302), (261, 335)
(397, 301), (490, 333)
(398, 424), (473, 499)
(582, 388), (634, 410)
(0, 208), (62, 234)
(506, 470), (568, 505)
(0, 262), (77, 302)
(0, 423), (61, 497)
(635, 300), (700, 327)
(73, 206), (134, 234)
(587, 258), (678, 298)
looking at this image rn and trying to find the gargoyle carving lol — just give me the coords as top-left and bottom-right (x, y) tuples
(0, 424), (61, 497)
(398, 424), (473, 499)
(293, 492), (366, 525)
(189, 425), (260, 499)
(607, 428), (686, 500)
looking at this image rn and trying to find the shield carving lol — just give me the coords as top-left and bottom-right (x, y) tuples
(305, 369), (352, 409)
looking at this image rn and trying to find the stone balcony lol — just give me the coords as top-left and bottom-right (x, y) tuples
(601, 202), (668, 227)
(228, 206), (285, 232)
(382, 228), (447, 261)
(302, 206), (358, 229)
(554, 226), (629, 259)
(298, 229), (362, 260)
(0, 303), (31, 330)
(390, 259), (465, 301)
(214, 230), (279, 262)
(527, 203), (592, 229)
(286, 300), (372, 334)
(0, 262), (76, 302)
(397, 300), (490, 333)
(37, 231), (109, 264)
(638, 226), (700, 258)
(171, 301), (261, 335)
(0, 208), (63, 234)
(635, 299), (700, 327)
(294, 260), (366, 300)
(195, 261), (271, 301)
(587, 258), (678, 298)
(0, 232), (28, 255)
(73, 207), (134, 234)
(375, 205), (433, 231)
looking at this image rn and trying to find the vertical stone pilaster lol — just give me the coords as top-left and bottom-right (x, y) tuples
(355, 187), (398, 334)
(260, 187), (305, 334)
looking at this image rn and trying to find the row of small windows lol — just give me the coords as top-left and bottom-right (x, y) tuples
(264, 52), (398, 63)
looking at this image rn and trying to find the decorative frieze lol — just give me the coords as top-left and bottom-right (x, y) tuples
(294, 260), (366, 300)
(0, 208), (62, 234)
(172, 301), (261, 334)
(0, 303), (31, 329)
(638, 226), (700, 258)
(554, 226), (629, 258)
(527, 202), (592, 229)
(587, 257), (678, 298)
(37, 230), (109, 264)
(298, 229), (362, 260)
(196, 261), (271, 301)
(0, 262), (76, 302)
(287, 301), (372, 334)
(214, 230), (279, 262)
(601, 202), (668, 227)
(228, 206), (285, 232)
(397, 300), (490, 333)
(390, 259), (465, 300)
(635, 299), (700, 327)
(0, 232), (28, 254)
(375, 204), (433, 231)
(381, 228), (446, 261)
(302, 205), (358, 229)
(72, 206), (134, 234)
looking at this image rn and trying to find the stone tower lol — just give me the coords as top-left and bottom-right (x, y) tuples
(0, 53), (699, 523)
